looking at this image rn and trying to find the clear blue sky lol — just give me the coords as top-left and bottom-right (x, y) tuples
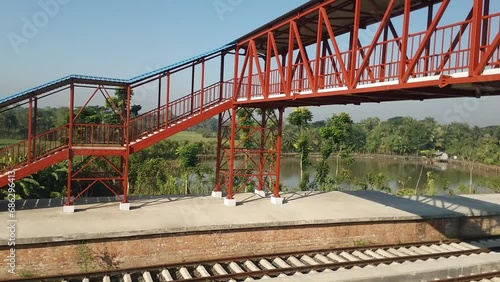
(1, 0), (499, 126)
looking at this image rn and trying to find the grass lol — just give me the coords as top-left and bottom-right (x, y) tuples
(167, 131), (216, 142)
(0, 131), (213, 150)
(0, 139), (23, 149)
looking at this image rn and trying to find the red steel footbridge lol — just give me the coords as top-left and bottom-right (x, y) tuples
(0, 0), (499, 207)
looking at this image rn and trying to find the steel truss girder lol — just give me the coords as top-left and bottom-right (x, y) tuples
(234, 0), (497, 103)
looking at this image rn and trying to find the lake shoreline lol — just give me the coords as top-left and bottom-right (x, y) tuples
(198, 153), (500, 173)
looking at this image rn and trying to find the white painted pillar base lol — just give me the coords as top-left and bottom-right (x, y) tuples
(224, 198), (237, 207)
(211, 191), (223, 198)
(254, 189), (266, 197)
(62, 205), (75, 213)
(119, 203), (131, 211)
(271, 196), (284, 205)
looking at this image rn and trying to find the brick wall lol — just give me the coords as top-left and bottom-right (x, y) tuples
(1, 216), (498, 280)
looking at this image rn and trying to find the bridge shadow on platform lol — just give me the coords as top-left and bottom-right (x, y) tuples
(0, 194), (211, 211)
(345, 190), (500, 239)
(235, 190), (326, 205)
(345, 190), (500, 217)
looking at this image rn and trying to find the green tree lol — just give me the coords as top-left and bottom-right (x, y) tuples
(104, 87), (141, 124)
(134, 158), (179, 195)
(287, 108), (312, 131)
(425, 171), (436, 196)
(287, 108), (313, 190)
(176, 143), (202, 194)
(73, 106), (103, 124)
(316, 113), (354, 186)
(366, 172), (391, 193)
(7, 163), (67, 199)
(2, 110), (19, 131)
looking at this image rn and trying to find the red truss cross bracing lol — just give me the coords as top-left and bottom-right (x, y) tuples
(214, 108), (284, 200)
(0, 0), (499, 207)
(232, 0), (500, 107)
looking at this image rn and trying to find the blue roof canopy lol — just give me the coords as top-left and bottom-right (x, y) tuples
(0, 43), (235, 108)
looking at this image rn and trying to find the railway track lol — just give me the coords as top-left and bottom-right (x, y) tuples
(15, 239), (500, 282)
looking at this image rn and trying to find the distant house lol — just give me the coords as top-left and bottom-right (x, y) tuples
(434, 151), (449, 162)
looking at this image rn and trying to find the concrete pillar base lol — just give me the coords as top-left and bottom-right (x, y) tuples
(224, 198), (237, 207)
(254, 189), (266, 197)
(62, 205), (75, 213)
(119, 203), (131, 211)
(271, 196), (284, 205)
(211, 191), (223, 198)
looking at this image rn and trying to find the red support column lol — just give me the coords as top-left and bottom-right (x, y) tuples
(227, 106), (237, 200)
(190, 64), (195, 113)
(274, 108), (284, 199)
(214, 52), (227, 195)
(27, 97), (33, 164)
(66, 83), (74, 207)
(219, 52), (226, 100)
(214, 112), (224, 192)
(258, 109), (266, 191)
(32, 97), (37, 159)
(200, 59), (205, 113)
(165, 73), (170, 128)
(157, 76), (162, 129)
(122, 85), (132, 205)
(225, 45), (240, 203)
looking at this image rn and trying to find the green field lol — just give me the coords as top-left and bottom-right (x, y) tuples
(167, 131), (216, 142)
(0, 139), (22, 149)
(0, 131), (213, 151)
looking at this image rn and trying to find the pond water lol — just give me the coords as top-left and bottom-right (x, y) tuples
(205, 156), (500, 195)
(279, 157), (499, 194)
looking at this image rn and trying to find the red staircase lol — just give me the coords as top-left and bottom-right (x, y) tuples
(129, 81), (233, 152)
(0, 81), (233, 187)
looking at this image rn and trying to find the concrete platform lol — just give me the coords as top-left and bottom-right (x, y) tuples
(0, 191), (499, 245)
